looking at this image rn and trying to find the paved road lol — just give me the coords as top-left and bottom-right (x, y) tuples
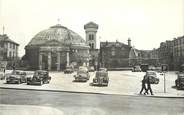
(1, 71), (183, 97)
(0, 89), (184, 115)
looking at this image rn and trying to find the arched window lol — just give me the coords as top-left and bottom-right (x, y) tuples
(89, 34), (94, 40)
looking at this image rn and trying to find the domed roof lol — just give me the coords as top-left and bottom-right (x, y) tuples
(27, 24), (86, 46)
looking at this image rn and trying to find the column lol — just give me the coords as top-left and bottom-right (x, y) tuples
(57, 52), (61, 71)
(66, 51), (69, 66)
(39, 53), (42, 70)
(48, 52), (51, 70)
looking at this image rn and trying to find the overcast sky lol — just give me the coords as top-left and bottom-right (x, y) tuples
(0, 0), (183, 57)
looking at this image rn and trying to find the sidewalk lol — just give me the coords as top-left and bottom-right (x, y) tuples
(0, 71), (183, 98)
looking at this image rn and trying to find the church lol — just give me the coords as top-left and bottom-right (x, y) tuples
(24, 22), (97, 71)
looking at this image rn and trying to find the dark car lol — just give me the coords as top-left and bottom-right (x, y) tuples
(27, 70), (51, 85)
(6, 70), (27, 84)
(74, 67), (90, 82)
(175, 72), (184, 89)
(132, 66), (141, 72)
(92, 70), (109, 86)
(64, 65), (74, 74)
(144, 71), (159, 84)
(140, 64), (149, 72)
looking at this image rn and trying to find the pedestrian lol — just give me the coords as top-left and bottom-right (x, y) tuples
(12, 63), (16, 71)
(139, 75), (147, 95)
(145, 76), (154, 95)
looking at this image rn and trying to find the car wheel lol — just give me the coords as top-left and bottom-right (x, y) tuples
(17, 79), (21, 84)
(40, 81), (43, 85)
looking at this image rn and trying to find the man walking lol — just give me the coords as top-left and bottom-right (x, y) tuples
(146, 76), (154, 95)
(139, 76), (147, 95)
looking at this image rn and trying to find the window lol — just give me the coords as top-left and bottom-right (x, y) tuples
(91, 43), (94, 49)
(89, 34), (94, 40)
(111, 47), (115, 56)
(9, 51), (12, 58)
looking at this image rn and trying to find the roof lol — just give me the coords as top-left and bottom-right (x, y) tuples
(0, 34), (19, 45)
(27, 24), (87, 47)
(100, 41), (130, 48)
(84, 21), (98, 29)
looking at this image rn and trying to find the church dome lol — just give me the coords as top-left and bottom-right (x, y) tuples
(27, 24), (86, 46)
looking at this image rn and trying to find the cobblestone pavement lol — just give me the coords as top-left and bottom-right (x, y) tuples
(0, 70), (184, 97)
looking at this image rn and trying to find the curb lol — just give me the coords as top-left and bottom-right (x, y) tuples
(0, 86), (184, 99)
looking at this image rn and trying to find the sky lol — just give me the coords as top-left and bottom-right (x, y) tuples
(0, 0), (183, 57)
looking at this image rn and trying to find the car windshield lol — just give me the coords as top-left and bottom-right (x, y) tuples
(12, 71), (21, 75)
(78, 70), (86, 74)
(66, 66), (72, 69)
(96, 72), (107, 78)
(35, 71), (47, 76)
(147, 72), (156, 76)
(99, 68), (107, 71)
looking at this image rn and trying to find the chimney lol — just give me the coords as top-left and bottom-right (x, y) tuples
(128, 38), (131, 47)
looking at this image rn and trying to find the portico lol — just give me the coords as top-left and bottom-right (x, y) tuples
(38, 46), (70, 71)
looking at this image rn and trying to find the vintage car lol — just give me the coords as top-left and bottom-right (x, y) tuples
(175, 72), (184, 89)
(93, 70), (109, 86)
(88, 66), (95, 72)
(27, 70), (51, 85)
(74, 67), (90, 82)
(6, 70), (27, 84)
(132, 66), (141, 72)
(144, 71), (159, 84)
(64, 65), (74, 74)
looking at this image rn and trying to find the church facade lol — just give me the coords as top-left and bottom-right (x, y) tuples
(24, 24), (90, 70)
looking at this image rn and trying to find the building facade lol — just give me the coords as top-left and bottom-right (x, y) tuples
(24, 24), (90, 71)
(157, 40), (174, 70)
(173, 36), (184, 70)
(100, 40), (132, 68)
(129, 48), (159, 66)
(0, 34), (19, 61)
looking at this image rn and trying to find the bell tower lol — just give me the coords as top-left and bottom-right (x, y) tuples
(84, 22), (98, 49)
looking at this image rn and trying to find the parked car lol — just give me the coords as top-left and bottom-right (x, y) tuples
(93, 70), (109, 86)
(6, 70), (27, 84)
(64, 65), (74, 74)
(88, 66), (95, 72)
(140, 64), (149, 72)
(144, 71), (159, 84)
(132, 66), (141, 72)
(74, 68), (90, 82)
(175, 72), (184, 89)
(27, 70), (51, 85)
